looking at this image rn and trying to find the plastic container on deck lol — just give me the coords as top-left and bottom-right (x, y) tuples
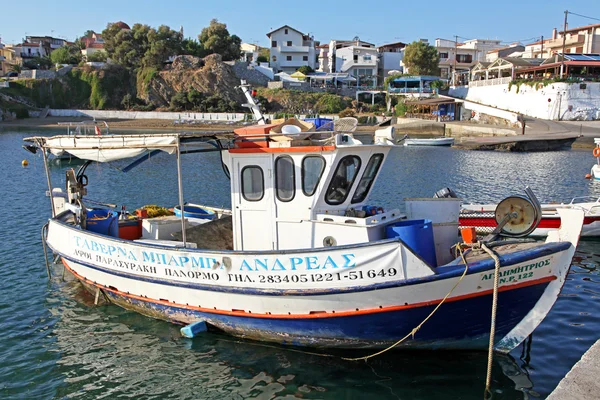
(386, 219), (437, 266)
(118, 218), (142, 240)
(303, 118), (333, 129)
(86, 209), (119, 237)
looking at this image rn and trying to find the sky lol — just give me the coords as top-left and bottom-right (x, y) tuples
(1, 0), (600, 47)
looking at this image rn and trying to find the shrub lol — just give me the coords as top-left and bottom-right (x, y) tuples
(339, 108), (355, 118)
(170, 91), (189, 111)
(315, 94), (347, 114)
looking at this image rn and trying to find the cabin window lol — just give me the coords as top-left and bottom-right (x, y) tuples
(325, 155), (361, 205)
(302, 156), (325, 196)
(351, 153), (384, 204)
(272, 41), (277, 47)
(275, 156), (295, 202)
(241, 166), (264, 201)
(287, 41), (292, 46)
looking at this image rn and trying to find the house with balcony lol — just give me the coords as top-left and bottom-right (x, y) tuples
(485, 44), (525, 62)
(545, 24), (600, 55)
(26, 36), (68, 55)
(435, 38), (502, 84)
(334, 45), (378, 87)
(377, 41), (406, 84)
(11, 42), (46, 59)
(266, 25), (317, 74)
(0, 41), (18, 76)
(80, 32), (105, 60)
(240, 43), (262, 63)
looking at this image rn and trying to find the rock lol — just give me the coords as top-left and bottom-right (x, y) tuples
(171, 55), (204, 71)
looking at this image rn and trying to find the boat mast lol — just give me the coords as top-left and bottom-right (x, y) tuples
(175, 136), (187, 246)
(238, 80), (266, 125)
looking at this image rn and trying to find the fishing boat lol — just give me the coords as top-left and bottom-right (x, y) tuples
(174, 204), (217, 221)
(24, 114), (585, 352)
(590, 138), (600, 180)
(460, 196), (600, 237)
(403, 137), (454, 146)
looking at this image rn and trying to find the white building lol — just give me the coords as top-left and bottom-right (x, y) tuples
(377, 41), (406, 84)
(266, 25), (317, 73)
(240, 43), (261, 64)
(435, 38), (502, 83)
(317, 39), (378, 87)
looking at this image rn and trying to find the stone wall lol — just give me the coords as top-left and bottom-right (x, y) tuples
(231, 62), (271, 87)
(450, 81), (600, 121)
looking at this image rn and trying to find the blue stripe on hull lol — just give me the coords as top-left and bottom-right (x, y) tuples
(96, 281), (550, 350)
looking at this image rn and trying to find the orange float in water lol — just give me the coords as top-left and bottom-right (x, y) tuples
(585, 174), (592, 179)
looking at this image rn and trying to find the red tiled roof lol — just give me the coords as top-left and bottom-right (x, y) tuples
(87, 43), (104, 49)
(560, 23), (600, 35)
(20, 43), (41, 47)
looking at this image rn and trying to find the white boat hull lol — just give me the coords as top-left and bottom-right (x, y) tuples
(404, 138), (454, 146)
(46, 211), (581, 351)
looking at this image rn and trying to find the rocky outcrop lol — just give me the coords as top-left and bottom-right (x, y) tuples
(141, 54), (246, 108)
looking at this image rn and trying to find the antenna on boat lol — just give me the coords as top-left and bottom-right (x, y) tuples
(237, 80), (267, 125)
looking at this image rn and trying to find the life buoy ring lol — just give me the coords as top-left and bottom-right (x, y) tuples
(593, 148), (600, 157)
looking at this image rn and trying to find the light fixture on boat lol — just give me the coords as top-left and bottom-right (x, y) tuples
(22, 145), (38, 154)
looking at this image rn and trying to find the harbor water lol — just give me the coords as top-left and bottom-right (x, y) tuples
(1, 127), (599, 399)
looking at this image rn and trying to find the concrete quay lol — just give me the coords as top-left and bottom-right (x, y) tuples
(546, 339), (600, 400)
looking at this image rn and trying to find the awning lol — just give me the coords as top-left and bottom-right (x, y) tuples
(24, 133), (234, 163)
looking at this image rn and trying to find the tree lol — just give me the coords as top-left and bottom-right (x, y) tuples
(50, 46), (82, 65)
(403, 41), (440, 76)
(87, 51), (108, 62)
(198, 19), (241, 61)
(258, 47), (269, 62)
(181, 38), (205, 57)
(256, 55), (268, 63)
(102, 22), (183, 69)
(8, 64), (21, 73)
(297, 65), (314, 75)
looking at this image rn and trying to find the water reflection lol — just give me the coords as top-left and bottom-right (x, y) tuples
(48, 266), (539, 400)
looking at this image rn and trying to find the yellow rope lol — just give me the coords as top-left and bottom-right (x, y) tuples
(342, 244), (470, 361)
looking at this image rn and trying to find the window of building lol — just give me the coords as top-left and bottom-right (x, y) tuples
(275, 156), (295, 202)
(351, 154), (384, 203)
(285, 29), (288, 34)
(439, 52), (448, 59)
(363, 55), (372, 61)
(241, 166), (264, 201)
(272, 55), (277, 62)
(456, 54), (473, 63)
(303, 55), (308, 61)
(287, 41), (292, 46)
(287, 55), (292, 61)
(353, 54), (358, 62)
(325, 156), (361, 205)
(271, 40), (277, 47)
(302, 156), (325, 196)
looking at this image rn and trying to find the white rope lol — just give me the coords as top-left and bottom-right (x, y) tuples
(481, 242), (501, 400)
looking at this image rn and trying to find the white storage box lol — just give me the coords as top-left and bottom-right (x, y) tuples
(142, 216), (189, 240)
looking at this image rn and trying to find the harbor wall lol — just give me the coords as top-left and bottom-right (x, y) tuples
(46, 109), (342, 122)
(450, 82), (600, 121)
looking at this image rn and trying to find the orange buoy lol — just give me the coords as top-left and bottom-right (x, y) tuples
(593, 148), (600, 157)
(22, 159), (29, 167)
(585, 173), (592, 179)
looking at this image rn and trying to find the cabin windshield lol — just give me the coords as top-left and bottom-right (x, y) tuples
(325, 155), (361, 205)
(352, 153), (384, 203)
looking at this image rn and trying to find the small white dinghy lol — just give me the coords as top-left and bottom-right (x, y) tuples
(403, 137), (454, 146)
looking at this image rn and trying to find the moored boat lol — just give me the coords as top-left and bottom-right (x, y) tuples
(403, 137), (454, 146)
(460, 196), (600, 237)
(590, 138), (600, 180)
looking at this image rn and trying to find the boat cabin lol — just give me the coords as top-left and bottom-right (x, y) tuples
(223, 127), (404, 251)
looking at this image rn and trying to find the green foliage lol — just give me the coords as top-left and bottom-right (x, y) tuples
(258, 48), (270, 61)
(136, 67), (158, 95)
(86, 51), (108, 62)
(394, 100), (407, 117)
(50, 46), (82, 65)
(169, 89), (238, 112)
(296, 65), (314, 75)
(23, 56), (53, 70)
(8, 64), (21, 73)
(314, 93), (347, 114)
(256, 55), (268, 63)
(121, 93), (134, 109)
(403, 41), (440, 76)
(102, 22), (183, 69)
(198, 19), (241, 61)
(181, 38), (205, 57)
